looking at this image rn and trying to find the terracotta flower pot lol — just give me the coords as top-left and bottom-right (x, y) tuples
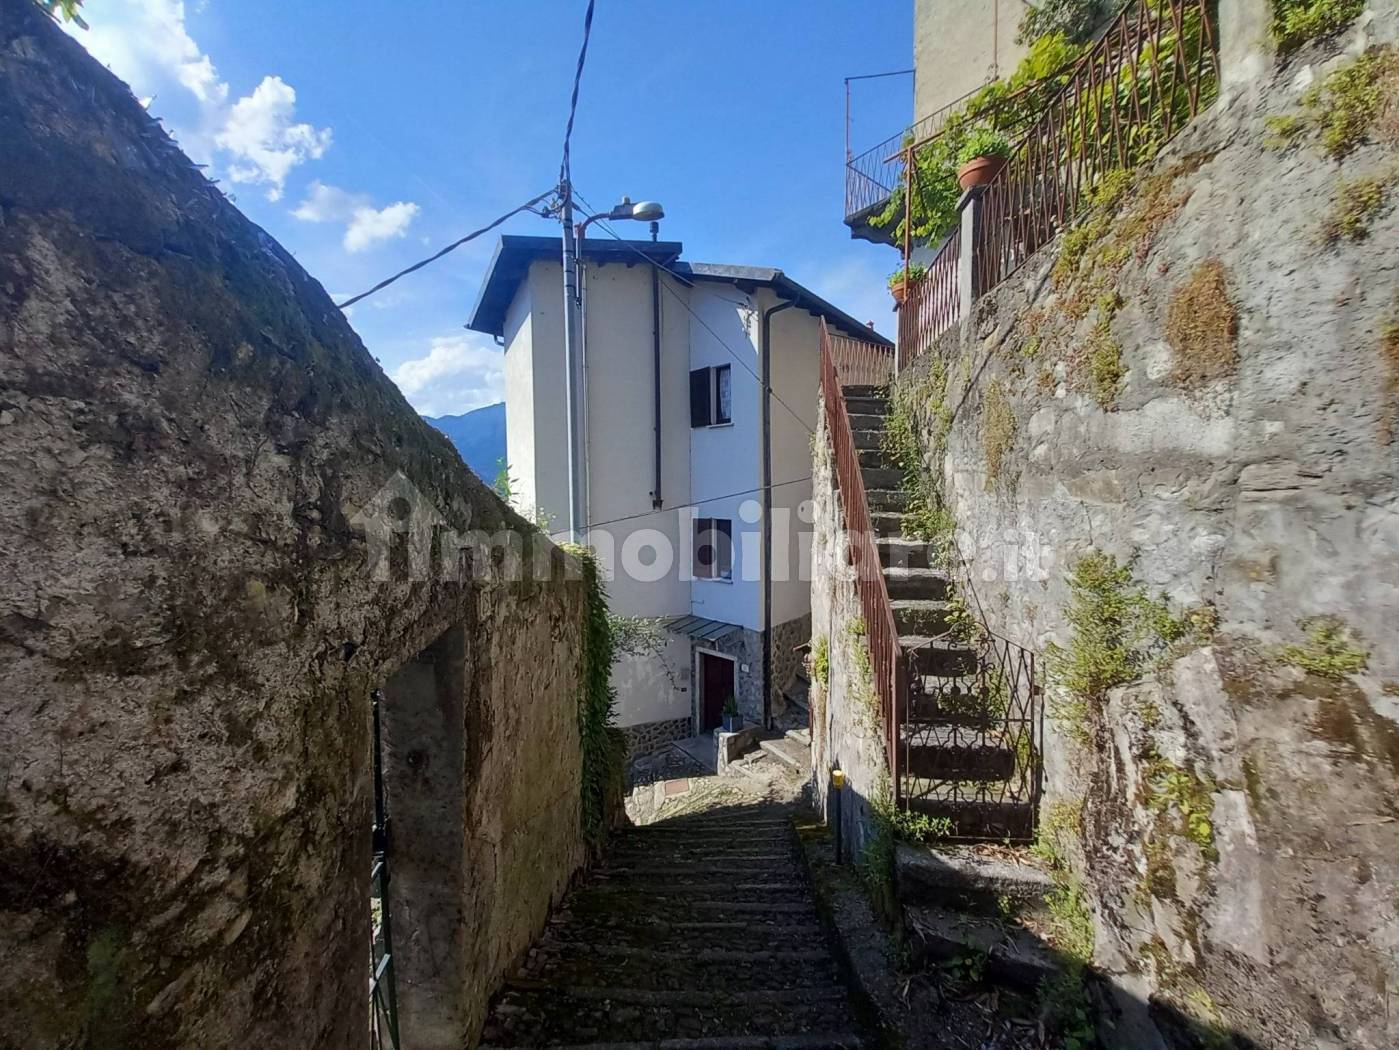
(890, 283), (908, 306)
(957, 154), (1007, 191)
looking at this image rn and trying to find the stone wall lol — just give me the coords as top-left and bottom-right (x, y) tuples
(770, 611), (812, 729)
(894, 12), (1399, 1048)
(0, 6), (591, 1047)
(808, 408), (888, 864)
(619, 716), (693, 757)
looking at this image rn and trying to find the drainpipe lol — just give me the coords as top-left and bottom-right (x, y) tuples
(760, 297), (796, 730)
(651, 262), (663, 509)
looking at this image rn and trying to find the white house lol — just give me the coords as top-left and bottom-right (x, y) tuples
(467, 235), (890, 754)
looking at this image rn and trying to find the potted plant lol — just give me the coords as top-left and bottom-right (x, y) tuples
(721, 695), (742, 732)
(955, 127), (1012, 191)
(887, 262), (927, 306)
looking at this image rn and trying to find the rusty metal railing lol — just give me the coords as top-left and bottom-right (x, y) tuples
(976, 0), (1219, 289)
(896, 226), (961, 372)
(829, 329), (895, 388)
(820, 319), (906, 793)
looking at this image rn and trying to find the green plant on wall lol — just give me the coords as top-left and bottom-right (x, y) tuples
(810, 636), (830, 687)
(1267, 46), (1399, 159)
(1046, 552), (1190, 742)
(561, 544), (625, 845)
(1018, 0), (1116, 45)
(1279, 616), (1368, 678)
(1271, 0), (1365, 53)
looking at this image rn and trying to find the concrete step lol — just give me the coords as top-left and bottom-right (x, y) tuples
(878, 536), (933, 570)
(858, 465), (902, 490)
(484, 1037), (866, 1050)
(894, 843), (1053, 921)
(864, 488), (909, 513)
(786, 727), (811, 747)
(904, 904), (1060, 990)
(858, 447), (894, 469)
(758, 735), (809, 772)
(900, 743), (1016, 782)
(524, 945), (841, 994)
(540, 916), (831, 954)
(882, 566), (951, 601)
(891, 599), (950, 636)
(902, 796), (1036, 842)
(899, 636), (979, 678)
(843, 396), (889, 416)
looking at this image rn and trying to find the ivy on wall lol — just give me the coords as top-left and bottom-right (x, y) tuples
(561, 543), (626, 846)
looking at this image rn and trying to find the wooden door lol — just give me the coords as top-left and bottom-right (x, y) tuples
(699, 652), (734, 732)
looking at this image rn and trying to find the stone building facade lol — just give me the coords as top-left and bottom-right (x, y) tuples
(0, 6), (599, 1047)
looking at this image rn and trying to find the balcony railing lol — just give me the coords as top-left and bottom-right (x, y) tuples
(896, 0), (1218, 369)
(828, 327), (896, 388)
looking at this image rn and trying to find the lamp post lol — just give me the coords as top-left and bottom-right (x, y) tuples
(560, 195), (665, 540)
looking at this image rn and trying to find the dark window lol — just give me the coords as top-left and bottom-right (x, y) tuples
(690, 365), (733, 427)
(694, 517), (733, 580)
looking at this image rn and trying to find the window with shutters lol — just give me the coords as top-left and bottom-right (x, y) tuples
(693, 517), (733, 580)
(689, 365), (733, 427)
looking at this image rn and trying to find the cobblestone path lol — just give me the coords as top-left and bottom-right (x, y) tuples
(480, 800), (868, 1048)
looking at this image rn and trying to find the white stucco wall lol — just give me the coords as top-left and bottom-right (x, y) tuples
(687, 283), (762, 632)
(523, 263), (569, 534)
(502, 279), (535, 519)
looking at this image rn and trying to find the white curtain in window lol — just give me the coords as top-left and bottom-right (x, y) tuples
(716, 366), (732, 424)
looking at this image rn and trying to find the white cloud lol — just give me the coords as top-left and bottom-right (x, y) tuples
(292, 181), (419, 252)
(391, 335), (505, 417)
(216, 76), (331, 200)
(64, 1), (330, 199)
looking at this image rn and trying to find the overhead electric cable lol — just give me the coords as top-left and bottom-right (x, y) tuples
(581, 474), (814, 532)
(336, 190), (554, 309)
(559, 0), (597, 184)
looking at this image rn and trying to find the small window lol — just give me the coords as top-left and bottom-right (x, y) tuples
(689, 365), (733, 427)
(694, 517), (733, 580)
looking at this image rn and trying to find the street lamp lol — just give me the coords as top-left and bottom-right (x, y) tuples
(560, 194), (667, 540)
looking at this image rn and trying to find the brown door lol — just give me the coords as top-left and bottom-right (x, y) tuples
(699, 652), (735, 732)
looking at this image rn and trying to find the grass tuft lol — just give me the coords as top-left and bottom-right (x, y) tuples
(982, 379), (1017, 485)
(1320, 174), (1391, 243)
(1267, 47), (1399, 159)
(1272, 0), (1364, 54)
(1279, 616), (1368, 678)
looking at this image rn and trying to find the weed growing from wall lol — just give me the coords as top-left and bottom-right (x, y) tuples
(1279, 616), (1369, 678)
(1381, 319), (1399, 444)
(561, 543), (625, 846)
(1271, 0), (1365, 53)
(1320, 174), (1392, 244)
(811, 636), (830, 687)
(1165, 259), (1239, 389)
(1267, 46), (1399, 159)
(1046, 552), (1191, 744)
(885, 364), (957, 553)
(982, 379), (1018, 485)
(1144, 752), (1219, 860)
(1029, 799), (1096, 1048)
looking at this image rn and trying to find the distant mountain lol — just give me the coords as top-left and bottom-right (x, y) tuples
(425, 402), (506, 483)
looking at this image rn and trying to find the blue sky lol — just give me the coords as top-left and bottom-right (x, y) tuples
(65, 1), (912, 417)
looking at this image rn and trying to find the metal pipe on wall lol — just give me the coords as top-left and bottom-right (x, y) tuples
(760, 298), (796, 730)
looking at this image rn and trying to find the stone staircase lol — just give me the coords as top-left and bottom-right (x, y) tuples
(480, 805), (868, 1048)
(842, 385), (1035, 841)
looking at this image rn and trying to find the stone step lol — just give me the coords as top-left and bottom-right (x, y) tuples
(891, 599), (950, 636)
(786, 727), (811, 747)
(851, 429), (883, 451)
(757, 735), (809, 772)
(858, 447), (893, 469)
(598, 863), (803, 880)
(870, 511), (906, 537)
(841, 384), (887, 399)
(843, 396), (889, 416)
(905, 691), (1008, 726)
(847, 412), (886, 432)
(900, 743), (1016, 782)
(882, 566), (951, 601)
(541, 916), (829, 953)
(863, 489), (908, 513)
(899, 637), (979, 678)
(894, 843), (1053, 921)
(483, 1036), (867, 1050)
(902, 797), (1036, 842)
(858, 465), (902, 490)
(903, 904), (1060, 990)
(482, 983), (860, 1047)
(523, 946), (841, 994)
(878, 537), (933, 570)
(626, 819), (792, 836)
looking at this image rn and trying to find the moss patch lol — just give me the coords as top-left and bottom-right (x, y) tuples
(1279, 616), (1368, 678)
(1267, 47), (1399, 159)
(1165, 259), (1239, 389)
(982, 379), (1017, 485)
(811, 635), (829, 686)
(885, 363), (957, 553)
